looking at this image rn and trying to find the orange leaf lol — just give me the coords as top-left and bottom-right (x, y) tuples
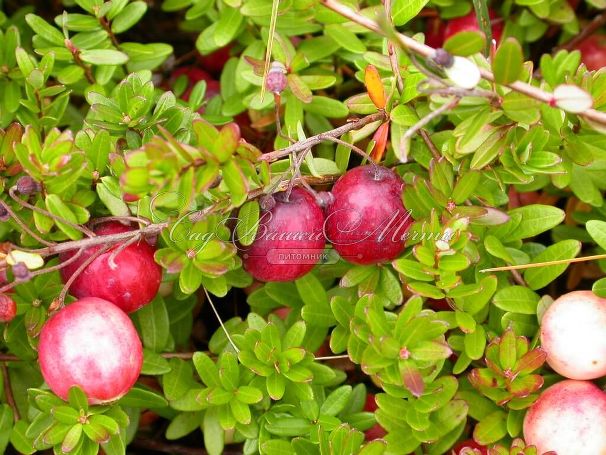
(371, 122), (390, 162)
(365, 65), (386, 110)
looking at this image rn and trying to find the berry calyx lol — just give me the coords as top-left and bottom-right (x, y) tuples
(240, 187), (326, 282)
(0, 294), (16, 323)
(324, 165), (411, 265)
(59, 221), (162, 313)
(38, 297), (143, 404)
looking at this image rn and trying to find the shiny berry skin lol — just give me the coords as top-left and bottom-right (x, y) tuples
(171, 66), (221, 101)
(324, 165), (410, 265)
(38, 297), (143, 404)
(0, 295), (16, 322)
(425, 17), (446, 48)
(574, 34), (606, 71)
(443, 9), (504, 45)
(241, 188), (326, 282)
(59, 222), (161, 313)
(452, 440), (488, 455)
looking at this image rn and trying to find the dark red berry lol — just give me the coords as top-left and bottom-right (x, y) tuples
(363, 394), (387, 441)
(324, 165), (411, 265)
(0, 205), (8, 222)
(196, 45), (231, 76)
(15, 176), (41, 195)
(240, 188), (326, 282)
(171, 66), (221, 103)
(443, 9), (503, 45)
(574, 34), (606, 71)
(0, 294), (16, 322)
(59, 222), (162, 313)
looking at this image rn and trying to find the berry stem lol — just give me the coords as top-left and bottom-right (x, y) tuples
(55, 244), (113, 309)
(0, 249), (84, 294)
(556, 9), (606, 52)
(1, 362), (19, 421)
(0, 199), (55, 247)
(260, 111), (387, 162)
(9, 187), (95, 238)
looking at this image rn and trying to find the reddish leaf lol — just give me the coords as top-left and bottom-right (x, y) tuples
(400, 362), (424, 397)
(469, 368), (499, 389)
(287, 74), (312, 104)
(365, 64), (386, 110)
(370, 122), (390, 162)
(218, 123), (241, 158)
(513, 348), (546, 375)
(244, 56), (265, 76)
(508, 374), (543, 397)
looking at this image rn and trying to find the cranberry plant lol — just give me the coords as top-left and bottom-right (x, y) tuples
(0, 0), (606, 454)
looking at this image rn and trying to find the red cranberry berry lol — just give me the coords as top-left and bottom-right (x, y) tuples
(0, 294), (16, 322)
(197, 45), (232, 76)
(240, 188), (326, 282)
(171, 66), (221, 102)
(324, 165), (411, 265)
(363, 394), (387, 441)
(574, 34), (606, 71)
(59, 221), (161, 313)
(38, 297), (143, 404)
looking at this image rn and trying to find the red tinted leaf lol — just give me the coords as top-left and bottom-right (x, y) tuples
(514, 348), (546, 375)
(400, 362), (424, 397)
(365, 65), (386, 110)
(508, 374), (543, 397)
(370, 122), (389, 162)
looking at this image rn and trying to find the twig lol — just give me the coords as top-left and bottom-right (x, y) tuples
(472, 0), (492, 56)
(403, 97), (460, 141)
(419, 129), (440, 160)
(319, 0), (606, 127)
(323, 136), (374, 163)
(1, 363), (19, 421)
(510, 269), (527, 287)
(89, 216), (150, 227)
(261, 112), (387, 162)
(0, 354), (19, 362)
(0, 200), (55, 247)
(9, 188), (95, 238)
(0, 249), (84, 294)
(556, 10), (606, 52)
(480, 253), (606, 273)
(107, 234), (141, 269)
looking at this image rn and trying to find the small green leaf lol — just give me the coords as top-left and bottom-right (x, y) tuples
(80, 49), (129, 66)
(111, 1), (147, 34)
(26, 14), (65, 45)
(444, 31), (486, 56)
(236, 201), (260, 247)
(493, 286), (540, 315)
(492, 38), (524, 84)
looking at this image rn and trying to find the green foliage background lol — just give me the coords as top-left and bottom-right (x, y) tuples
(0, 0), (605, 453)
